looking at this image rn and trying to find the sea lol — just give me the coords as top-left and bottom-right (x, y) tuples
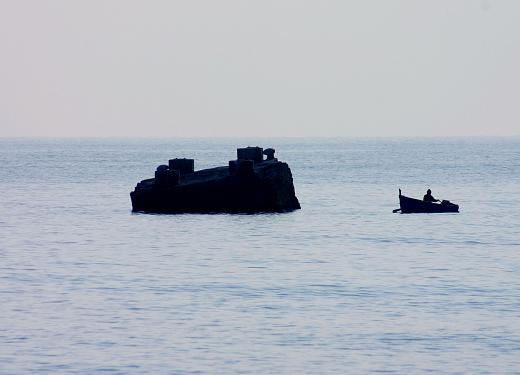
(1, 137), (519, 374)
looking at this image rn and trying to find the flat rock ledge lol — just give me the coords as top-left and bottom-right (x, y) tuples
(130, 146), (301, 214)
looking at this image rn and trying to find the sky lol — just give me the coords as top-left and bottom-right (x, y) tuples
(1, 0), (519, 138)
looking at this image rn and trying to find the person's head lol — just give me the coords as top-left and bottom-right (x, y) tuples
(427, 189), (431, 194)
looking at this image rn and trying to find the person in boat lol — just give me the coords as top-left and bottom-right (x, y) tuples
(423, 189), (439, 203)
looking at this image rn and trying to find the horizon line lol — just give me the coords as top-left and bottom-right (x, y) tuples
(1, 134), (519, 140)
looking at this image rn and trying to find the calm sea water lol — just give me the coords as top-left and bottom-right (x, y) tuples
(1, 138), (519, 374)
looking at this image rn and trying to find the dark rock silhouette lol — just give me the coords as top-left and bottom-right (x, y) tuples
(130, 147), (301, 213)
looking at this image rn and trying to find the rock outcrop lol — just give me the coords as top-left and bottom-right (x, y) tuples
(130, 147), (301, 213)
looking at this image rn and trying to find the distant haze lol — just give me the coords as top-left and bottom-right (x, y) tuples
(1, 1), (519, 138)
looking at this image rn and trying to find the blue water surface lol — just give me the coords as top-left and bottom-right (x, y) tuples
(0, 138), (519, 374)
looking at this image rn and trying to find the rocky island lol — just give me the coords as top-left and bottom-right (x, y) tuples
(130, 147), (301, 213)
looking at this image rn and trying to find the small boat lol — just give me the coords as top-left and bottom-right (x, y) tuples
(394, 189), (459, 213)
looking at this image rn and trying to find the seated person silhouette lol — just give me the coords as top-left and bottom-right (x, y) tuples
(423, 189), (439, 203)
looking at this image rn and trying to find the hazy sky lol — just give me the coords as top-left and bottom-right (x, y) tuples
(1, 1), (519, 137)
